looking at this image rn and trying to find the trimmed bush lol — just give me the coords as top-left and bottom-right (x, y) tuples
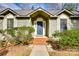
(27, 26), (35, 34)
(52, 29), (79, 49)
(0, 26), (35, 47)
(15, 26), (34, 45)
(52, 31), (60, 37)
(5, 28), (16, 37)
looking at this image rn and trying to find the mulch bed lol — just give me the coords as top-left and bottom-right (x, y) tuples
(0, 44), (33, 56)
(0, 47), (8, 56)
(47, 40), (79, 56)
(47, 44), (79, 56)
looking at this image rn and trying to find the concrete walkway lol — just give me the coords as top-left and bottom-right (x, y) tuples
(30, 45), (49, 56)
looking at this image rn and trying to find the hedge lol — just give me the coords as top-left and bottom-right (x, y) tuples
(52, 29), (79, 49)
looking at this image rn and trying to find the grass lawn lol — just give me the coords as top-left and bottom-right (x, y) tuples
(0, 44), (33, 56)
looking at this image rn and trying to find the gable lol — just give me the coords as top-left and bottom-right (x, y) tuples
(58, 13), (70, 19)
(5, 13), (15, 18)
(0, 8), (19, 16)
(56, 9), (74, 16)
(27, 7), (53, 17)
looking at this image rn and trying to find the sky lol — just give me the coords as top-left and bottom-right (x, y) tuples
(0, 3), (79, 10)
(0, 3), (63, 10)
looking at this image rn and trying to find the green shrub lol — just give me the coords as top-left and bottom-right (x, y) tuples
(0, 26), (35, 46)
(0, 29), (4, 34)
(15, 39), (22, 45)
(52, 31), (60, 37)
(27, 26), (35, 34)
(21, 39), (29, 45)
(52, 29), (79, 49)
(5, 28), (16, 37)
(26, 34), (32, 40)
(15, 26), (34, 45)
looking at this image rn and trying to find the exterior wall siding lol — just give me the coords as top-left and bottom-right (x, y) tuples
(17, 19), (31, 27)
(49, 19), (57, 37)
(3, 13), (17, 29)
(57, 13), (72, 31)
(48, 13), (72, 37)
(71, 19), (79, 29)
(0, 19), (3, 29)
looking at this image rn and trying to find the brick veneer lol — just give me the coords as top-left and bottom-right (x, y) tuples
(33, 36), (48, 45)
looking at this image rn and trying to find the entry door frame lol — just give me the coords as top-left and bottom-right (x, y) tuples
(34, 18), (46, 36)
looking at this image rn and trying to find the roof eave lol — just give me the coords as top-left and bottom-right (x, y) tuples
(50, 16), (58, 19)
(27, 7), (54, 17)
(70, 16), (79, 19)
(0, 8), (20, 16)
(56, 9), (74, 16)
(16, 16), (30, 19)
(0, 16), (4, 19)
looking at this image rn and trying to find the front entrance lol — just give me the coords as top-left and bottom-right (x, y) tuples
(33, 18), (47, 44)
(37, 21), (43, 35)
(34, 18), (46, 36)
(30, 9), (50, 44)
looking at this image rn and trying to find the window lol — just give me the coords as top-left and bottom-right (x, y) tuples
(60, 19), (67, 32)
(7, 18), (14, 29)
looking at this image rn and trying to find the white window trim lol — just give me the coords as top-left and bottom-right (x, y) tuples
(3, 13), (17, 30)
(60, 18), (67, 32)
(7, 18), (14, 29)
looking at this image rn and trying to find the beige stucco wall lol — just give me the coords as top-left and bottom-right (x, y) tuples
(2, 13), (32, 29)
(49, 13), (72, 37)
(49, 19), (57, 37)
(71, 19), (79, 29)
(57, 13), (72, 32)
(17, 19), (31, 27)
(0, 19), (3, 29)
(3, 13), (17, 29)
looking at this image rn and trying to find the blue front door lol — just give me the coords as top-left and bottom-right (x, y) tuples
(37, 21), (43, 35)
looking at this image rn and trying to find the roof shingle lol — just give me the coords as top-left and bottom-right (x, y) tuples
(0, 8), (79, 16)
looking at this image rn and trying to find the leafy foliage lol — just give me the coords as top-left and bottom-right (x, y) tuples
(52, 29), (79, 49)
(0, 29), (4, 34)
(62, 3), (75, 11)
(27, 26), (35, 34)
(52, 31), (60, 37)
(0, 26), (35, 47)
(5, 28), (16, 37)
(15, 26), (34, 45)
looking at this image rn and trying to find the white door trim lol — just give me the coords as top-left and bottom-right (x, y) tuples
(34, 18), (46, 36)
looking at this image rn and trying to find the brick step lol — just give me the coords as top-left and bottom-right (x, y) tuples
(33, 36), (48, 45)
